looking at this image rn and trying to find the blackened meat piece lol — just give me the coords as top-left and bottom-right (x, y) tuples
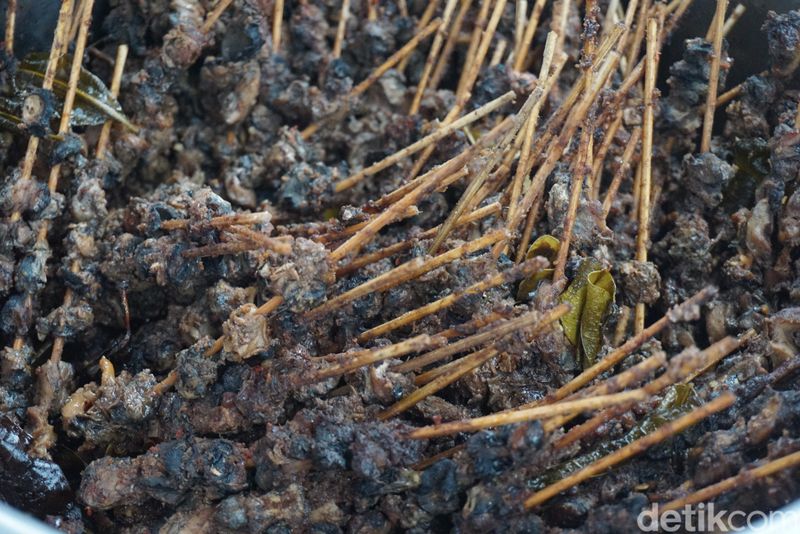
(617, 260), (661, 306)
(277, 162), (335, 214)
(0, 415), (72, 517)
(175, 340), (220, 399)
(763, 10), (800, 71)
(681, 152), (735, 210)
(260, 237), (333, 313)
(79, 437), (248, 509)
(61, 369), (158, 453)
(662, 38), (730, 135)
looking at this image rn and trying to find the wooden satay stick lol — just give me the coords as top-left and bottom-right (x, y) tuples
(332, 167), (463, 261)
(337, 201), (501, 278)
(430, 69), (553, 254)
(699, 0), (728, 153)
(409, 388), (651, 439)
(332, 0), (350, 59)
(375, 118), (512, 209)
(430, 0), (473, 90)
(333, 170), (464, 263)
(397, 0), (440, 71)
(202, 0), (234, 33)
(272, 0), (284, 50)
(410, 0), (508, 181)
(330, 120), (512, 262)
(552, 123), (592, 281)
(512, 0), (527, 63)
(412, 443), (466, 470)
(554, 334), (746, 447)
(310, 230), (507, 318)
(625, 0), (650, 74)
(51, 44), (129, 363)
(409, 0), (459, 115)
(490, 39), (508, 66)
(513, 0), (548, 72)
(394, 303), (570, 373)
(506, 32), (559, 229)
(4, 0), (16, 55)
(515, 189), (545, 263)
(660, 450), (800, 513)
(336, 91), (515, 192)
(226, 226), (293, 255)
(358, 257), (548, 343)
(301, 18), (442, 139)
(602, 126), (642, 219)
(309, 334), (447, 381)
(523, 392), (736, 509)
(315, 206), (420, 244)
(509, 35), (624, 260)
(13, 0), (93, 351)
(379, 347), (499, 420)
(460, 0), (510, 104)
(706, 2), (742, 40)
(436, 310), (509, 340)
(11, 0), (74, 225)
(161, 211), (272, 231)
(535, 286), (717, 405)
(634, 17), (659, 334)
(456, 0), (494, 97)
(589, 113), (624, 196)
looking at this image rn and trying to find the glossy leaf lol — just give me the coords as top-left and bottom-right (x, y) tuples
(579, 268), (616, 368)
(559, 257), (602, 347)
(16, 53), (136, 131)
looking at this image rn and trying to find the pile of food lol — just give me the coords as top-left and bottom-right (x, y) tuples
(0, 0), (799, 531)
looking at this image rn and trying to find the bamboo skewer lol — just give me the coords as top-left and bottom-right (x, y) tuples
(357, 257), (548, 343)
(330, 118), (512, 262)
(311, 230), (507, 317)
(660, 450), (800, 513)
(393, 303), (570, 373)
(410, 0), (458, 115)
(430, 0), (473, 90)
(335, 202), (501, 278)
(378, 347), (499, 420)
(202, 0), (234, 33)
(409, 388), (651, 439)
(513, 0), (548, 72)
(301, 18), (442, 139)
(523, 392), (736, 509)
(699, 0), (728, 153)
(4, 0), (16, 55)
(553, 334), (746, 448)
(634, 17), (659, 334)
(336, 91), (515, 192)
(51, 44), (129, 364)
(602, 126), (642, 219)
(533, 286), (716, 405)
(332, 0), (350, 59)
(272, 0), (285, 51)
(310, 334), (447, 382)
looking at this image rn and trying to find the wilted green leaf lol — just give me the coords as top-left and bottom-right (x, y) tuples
(559, 257), (602, 347)
(516, 234), (560, 299)
(16, 53), (136, 131)
(579, 268), (616, 368)
(516, 236), (616, 370)
(528, 384), (698, 490)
